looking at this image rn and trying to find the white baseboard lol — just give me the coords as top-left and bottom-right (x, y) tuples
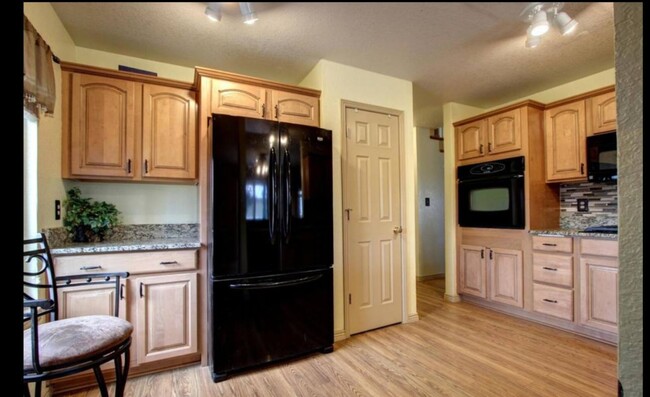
(334, 329), (347, 342)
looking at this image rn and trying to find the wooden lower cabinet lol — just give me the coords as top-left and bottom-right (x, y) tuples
(132, 272), (198, 363)
(51, 250), (200, 393)
(579, 239), (619, 333)
(459, 244), (522, 307)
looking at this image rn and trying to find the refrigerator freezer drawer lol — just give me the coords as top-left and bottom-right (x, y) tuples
(210, 267), (333, 381)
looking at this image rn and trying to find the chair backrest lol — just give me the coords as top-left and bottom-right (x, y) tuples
(23, 233), (58, 322)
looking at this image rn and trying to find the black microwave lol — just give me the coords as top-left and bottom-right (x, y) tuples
(587, 132), (617, 182)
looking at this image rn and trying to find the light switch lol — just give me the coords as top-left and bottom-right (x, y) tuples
(425, 197), (430, 207)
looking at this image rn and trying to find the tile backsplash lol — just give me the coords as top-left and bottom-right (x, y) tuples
(560, 182), (618, 229)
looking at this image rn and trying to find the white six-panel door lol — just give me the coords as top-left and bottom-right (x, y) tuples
(345, 106), (403, 335)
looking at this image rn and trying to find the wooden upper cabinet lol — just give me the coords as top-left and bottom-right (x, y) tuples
(69, 73), (136, 178)
(211, 80), (268, 119)
(487, 108), (522, 155)
(587, 90), (617, 136)
(456, 119), (487, 161)
(271, 90), (319, 127)
(142, 84), (197, 180)
(62, 63), (198, 183)
(544, 101), (587, 182)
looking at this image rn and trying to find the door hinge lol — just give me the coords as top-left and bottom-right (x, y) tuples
(346, 128), (351, 138)
(349, 293), (351, 304)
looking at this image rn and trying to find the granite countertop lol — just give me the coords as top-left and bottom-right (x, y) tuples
(50, 238), (201, 255)
(529, 229), (618, 240)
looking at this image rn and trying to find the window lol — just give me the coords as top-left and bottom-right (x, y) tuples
(24, 111), (38, 239)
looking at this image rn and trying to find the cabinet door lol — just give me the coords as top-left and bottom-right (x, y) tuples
(487, 108), (521, 155)
(135, 272), (197, 363)
(58, 280), (127, 320)
(544, 101), (587, 182)
(587, 91), (617, 136)
(580, 256), (618, 333)
(142, 84), (197, 180)
(455, 120), (487, 161)
(459, 245), (487, 298)
(211, 80), (268, 119)
(70, 74), (136, 178)
(489, 248), (523, 307)
(271, 90), (319, 127)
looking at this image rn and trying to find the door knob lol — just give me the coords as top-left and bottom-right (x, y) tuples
(393, 226), (403, 234)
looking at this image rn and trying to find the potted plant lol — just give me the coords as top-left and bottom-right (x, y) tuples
(63, 187), (121, 242)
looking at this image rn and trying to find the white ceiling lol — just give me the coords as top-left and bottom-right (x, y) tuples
(51, 2), (615, 127)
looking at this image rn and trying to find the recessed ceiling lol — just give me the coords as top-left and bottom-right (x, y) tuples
(51, 2), (615, 127)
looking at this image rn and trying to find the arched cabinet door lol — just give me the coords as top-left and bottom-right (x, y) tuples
(544, 101), (587, 182)
(70, 74), (136, 178)
(587, 90), (617, 136)
(455, 119), (486, 161)
(487, 108), (522, 155)
(271, 90), (320, 127)
(211, 80), (268, 119)
(142, 84), (197, 180)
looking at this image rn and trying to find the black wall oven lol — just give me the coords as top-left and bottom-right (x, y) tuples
(457, 156), (525, 229)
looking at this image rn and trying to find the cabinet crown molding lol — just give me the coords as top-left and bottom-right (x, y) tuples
(61, 61), (195, 91)
(194, 66), (321, 98)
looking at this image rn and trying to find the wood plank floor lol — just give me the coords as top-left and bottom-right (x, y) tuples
(57, 279), (617, 396)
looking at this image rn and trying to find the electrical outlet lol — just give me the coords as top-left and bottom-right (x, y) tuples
(577, 198), (589, 212)
(55, 200), (61, 220)
(425, 197), (430, 206)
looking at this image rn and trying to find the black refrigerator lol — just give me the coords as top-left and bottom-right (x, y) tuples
(209, 114), (334, 382)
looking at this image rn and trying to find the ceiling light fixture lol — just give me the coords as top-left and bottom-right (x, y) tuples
(239, 2), (258, 25)
(205, 2), (222, 22)
(520, 2), (578, 48)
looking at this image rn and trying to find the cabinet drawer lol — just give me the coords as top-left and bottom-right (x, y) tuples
(54, 250), (198, 276)
(580, 239), (618, 257)
(533, 283), (573, 321)
(533, 253), (573, 287)
(532, 236), (573, 253)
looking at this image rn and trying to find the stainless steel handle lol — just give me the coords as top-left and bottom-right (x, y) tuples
(80, 265), (102, 271)
(160, 261), (179, 265)
(542, 266), (558, 271)
(542, 298), (558, 304)
(393, 226), (403, 234)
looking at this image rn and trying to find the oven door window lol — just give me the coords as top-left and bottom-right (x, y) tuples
(458, 177), (525, 229)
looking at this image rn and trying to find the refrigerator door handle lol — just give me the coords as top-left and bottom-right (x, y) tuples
(229, 274), (322, 290)
(282, 148), (292, 243)
(269, 146), (277, 244)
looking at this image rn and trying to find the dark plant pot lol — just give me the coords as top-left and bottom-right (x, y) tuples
(72, 225), (89, 243)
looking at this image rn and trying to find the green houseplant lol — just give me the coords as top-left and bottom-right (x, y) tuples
(63, 187), (121, 242)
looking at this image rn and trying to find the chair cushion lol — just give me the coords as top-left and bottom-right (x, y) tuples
(24, 315), (133, 371)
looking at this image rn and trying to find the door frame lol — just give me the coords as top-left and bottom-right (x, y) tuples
(340, 100), (407, 338)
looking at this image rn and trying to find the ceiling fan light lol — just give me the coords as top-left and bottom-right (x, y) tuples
(205, 3), (222, 22)
(240, 2), (258, 25)
(555, 12), (578, 35)
(530, 9), (550, 36)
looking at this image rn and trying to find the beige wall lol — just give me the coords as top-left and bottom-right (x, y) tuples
(614, 3), (643, 396)
(415, 127), (445, 277)
(441, 68), (616, 299)
(300, 59), (417, 336)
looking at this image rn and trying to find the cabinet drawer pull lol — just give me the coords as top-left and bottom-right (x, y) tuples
(479, 144), (484, 154)
(160, 261), (179, 265)
(542, 243), (557, 247)
(542, 266), (558, 271)
(80, 265), (102, 271)
(139, 282), (144, 298)
(144, 159), (149, 174)
(542, 298), (558, 304)
(487, 142), (492, 152)
(120, 284), (125, 300)
(127, 159), (132, 173)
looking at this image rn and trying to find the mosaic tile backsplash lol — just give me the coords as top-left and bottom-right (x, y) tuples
(559, 182), (618, 229)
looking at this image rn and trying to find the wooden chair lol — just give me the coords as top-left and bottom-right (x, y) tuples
(23, 233), (132, 397)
